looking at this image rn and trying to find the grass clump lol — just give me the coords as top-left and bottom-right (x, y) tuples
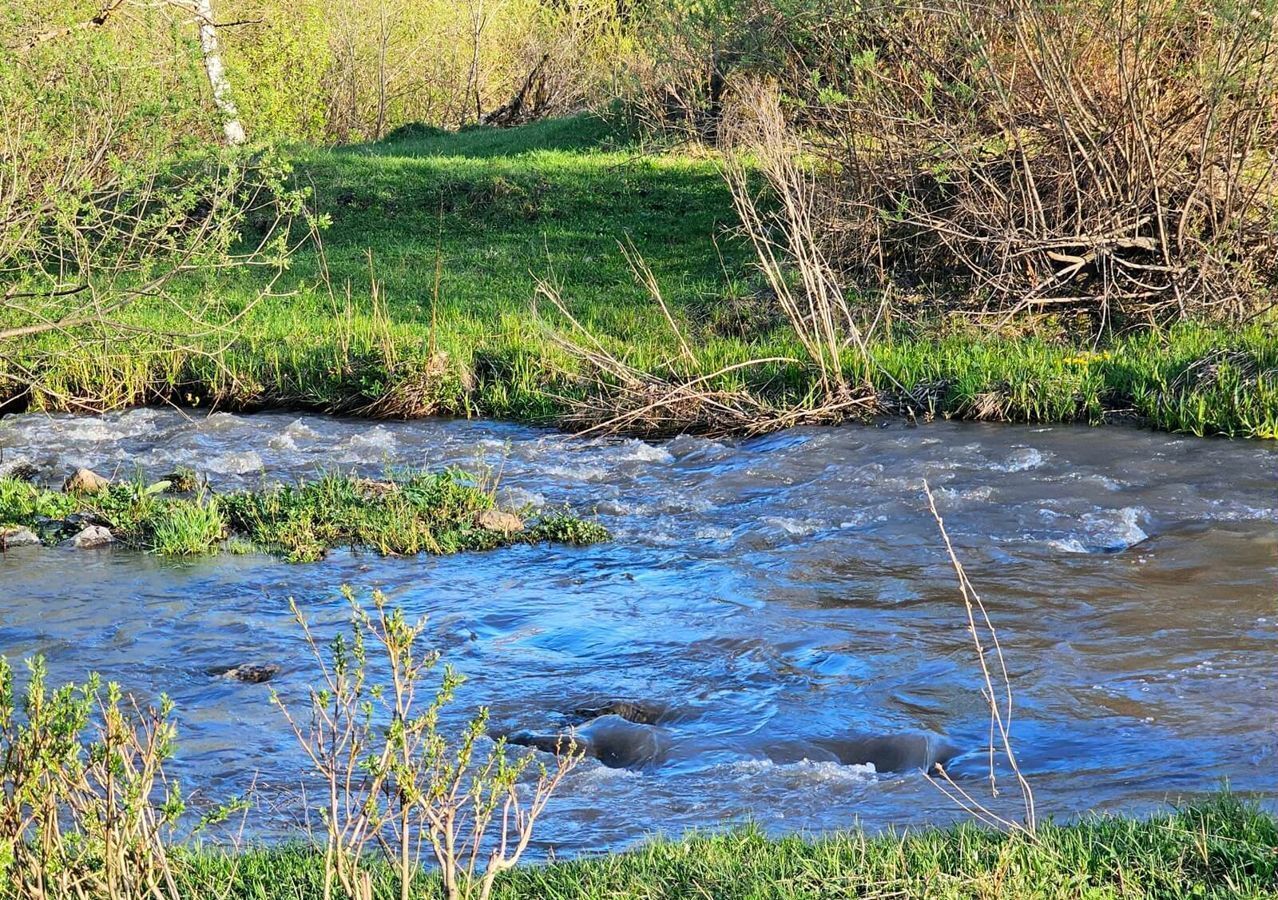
(0, 471), (607, 561)
(0, 478), (77, 528)
(170, 794), (1278, 899)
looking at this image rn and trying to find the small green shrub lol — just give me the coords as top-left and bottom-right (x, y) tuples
(0, 478), (77, 525)
(528, 509), (612, 545)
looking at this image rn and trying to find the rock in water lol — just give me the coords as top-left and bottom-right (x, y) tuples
(64, 525), (115, 549)
(0, 526), (40, 549)
(0, 458), (38, 481)
(508, 715), (671, 770)
(64, 468), (110, 495)
(570, 698), (673, 726)
(477, 508), (524, 535)
(210, 663), (280, 684)
(813, 731), (959, 773)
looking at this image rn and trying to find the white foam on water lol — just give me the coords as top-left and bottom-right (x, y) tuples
(762, 516), (818, 537)
(42, 412), (161, 444)
(198, 412), (243, 432)
(726, 758), (877, 784)
(571, 762), (642, 785)
(992, 447), (1046, 472)
(282, 419), (321, 440)
(938, 484), (995, 503)
(595, 498), (654, 517)
(496, 487), (545, 509)
(613, 440), (674, 464)
(204, 451), (265, 475)
(1203, 500), (1278, 522)
(656, 495), (713, 515)
(1049, 507), (1149, 554)
(346, 426), (397, 456)
(540, 462), (609, 483)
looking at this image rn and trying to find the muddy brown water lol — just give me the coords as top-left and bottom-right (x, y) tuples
(0, 410), (1275, 852)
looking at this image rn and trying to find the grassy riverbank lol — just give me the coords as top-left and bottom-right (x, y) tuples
(170, 795), (1278, 898)
(0, 471), (606, 560)
(3, 115), (1275, 438)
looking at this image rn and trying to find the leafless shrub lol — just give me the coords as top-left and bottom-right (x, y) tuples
(533, 274), (790, 436)
(720, 83), (880, 398)
(532, 82), (890, 437)
(534, 248), (876, 437)
(814, 0), (1278, 329)
(275, 589), (581, 900)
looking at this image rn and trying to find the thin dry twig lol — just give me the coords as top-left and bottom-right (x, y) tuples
(922, 479), (1037, 834)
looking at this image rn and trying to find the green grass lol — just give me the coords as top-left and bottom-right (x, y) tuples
(172, 795), (1278, 899)
(0, 471), (607, 561)
(3, 114), (1275, 438)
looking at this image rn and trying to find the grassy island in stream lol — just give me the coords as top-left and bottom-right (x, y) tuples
(0, 471), (607, 561)
(2, 116), (1275, 439)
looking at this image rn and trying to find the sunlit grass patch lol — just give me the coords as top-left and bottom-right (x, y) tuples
(175, 794), (1278, 899)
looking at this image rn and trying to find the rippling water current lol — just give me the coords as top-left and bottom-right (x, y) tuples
(1, 410), (1275, 852)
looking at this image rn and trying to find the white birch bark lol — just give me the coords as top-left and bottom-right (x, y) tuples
(191, 0), (247, 145)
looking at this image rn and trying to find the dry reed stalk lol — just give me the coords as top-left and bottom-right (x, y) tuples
(533, 87), (887, 437)
(922, 479), (1037, 834)
(533, 270), (873, 437)
(720, 83), (877, 399)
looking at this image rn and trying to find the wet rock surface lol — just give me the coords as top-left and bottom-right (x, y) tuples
(0, 458), (38, 481)
(63, 525), (114, 548)
(0, 526), (39, 548)
(510, 706), (958, 775)
(63, 467), (110, 495)
(209, 664), (281, 684)
(477, 508), (524, 534)
(568, 698), (676, 726)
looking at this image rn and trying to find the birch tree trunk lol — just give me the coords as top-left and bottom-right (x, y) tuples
(191, 0), (247, 145)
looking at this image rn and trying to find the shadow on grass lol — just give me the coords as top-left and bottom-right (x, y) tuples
(354, 114), (627, 159)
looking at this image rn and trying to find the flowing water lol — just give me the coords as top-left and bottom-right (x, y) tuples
(1, 409), (1275, 851)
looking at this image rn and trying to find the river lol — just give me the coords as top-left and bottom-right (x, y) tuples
(0, 409), (1274, 852)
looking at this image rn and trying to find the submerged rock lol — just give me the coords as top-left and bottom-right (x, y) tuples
(812, 731), (959, 773)
(509, 715), (672, 770)
(477, 508), (524, 535)
(209, 663), (280, 684)
(0, 526), (40, 549)
(63, 525), (115, 549)
(569, 698), (674, 726)
(64, 467), (110, 495)
(508, 707), (959, 776)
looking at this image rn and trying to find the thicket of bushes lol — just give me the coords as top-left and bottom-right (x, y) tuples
(639, 0), (1278, 331)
